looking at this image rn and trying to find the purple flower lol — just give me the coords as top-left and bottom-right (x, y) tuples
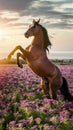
(0, 64), (73, 129)
(59, 110), (69, 123)
(0, 101), (6, 108)
(13, 102), (19, 107)
(48, 125), (57, 130)
(0, 118), (5, 123)
(69, 117), (73, 121)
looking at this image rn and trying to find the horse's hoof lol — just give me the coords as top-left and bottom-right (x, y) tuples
(43, 94), (50, 99)
(46, 95), (50, 99)
(18, 64), (23, 68)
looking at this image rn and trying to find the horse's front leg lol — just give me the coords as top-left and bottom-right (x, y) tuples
(8, 45), (28, 60)
(17, 52), (25, 68)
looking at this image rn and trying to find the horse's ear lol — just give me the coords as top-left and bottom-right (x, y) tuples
(33, 19), (35, 24)
(37, 19), (40, 23)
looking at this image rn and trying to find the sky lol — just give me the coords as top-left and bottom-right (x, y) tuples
(0, 0), (73, 59)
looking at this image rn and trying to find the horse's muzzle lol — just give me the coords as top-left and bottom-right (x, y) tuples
(24, 32), (29, 38)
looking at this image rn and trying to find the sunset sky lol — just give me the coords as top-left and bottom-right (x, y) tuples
(0, 0), (73, 59)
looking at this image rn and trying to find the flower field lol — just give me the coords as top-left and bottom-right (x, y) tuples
(0, 64), (73, 130)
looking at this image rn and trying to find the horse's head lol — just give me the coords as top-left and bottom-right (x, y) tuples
(25, 19), (52, 50)
(24, 19), (41, 38)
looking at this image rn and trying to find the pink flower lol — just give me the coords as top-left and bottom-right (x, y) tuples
(17, 123), (23, 127)
(35, 117), (41, 124)
(25, 116), (33, 125)
(43, 124), (49, 130)
(30, 125), (38, 130)
(28, 116), (33, 123)
(9, 121), (16, 127)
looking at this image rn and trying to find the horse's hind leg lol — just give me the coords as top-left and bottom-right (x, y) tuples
(41, 78), (50, 98)
(50, 81), (58, 100)
(51, 85), (57, 99)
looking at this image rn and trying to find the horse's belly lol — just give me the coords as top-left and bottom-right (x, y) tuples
(32, 67), (47, 77)
(27, 61), (53, 77)
(26, 63), (42, 77)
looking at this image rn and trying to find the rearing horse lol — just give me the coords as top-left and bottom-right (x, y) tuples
(8, 19), (73, 101)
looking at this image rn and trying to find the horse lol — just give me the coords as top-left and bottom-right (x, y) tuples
(8, 19), (73, 101)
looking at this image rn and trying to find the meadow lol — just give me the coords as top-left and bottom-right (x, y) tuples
(0, 64), (73, 130)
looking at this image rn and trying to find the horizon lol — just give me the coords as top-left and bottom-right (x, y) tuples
(0, 0), (73, 59)
(0, 51), (73, 60)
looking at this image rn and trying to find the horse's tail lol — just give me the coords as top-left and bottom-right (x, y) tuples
(60, 77), (73, 101)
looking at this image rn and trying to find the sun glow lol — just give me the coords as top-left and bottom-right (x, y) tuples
(0, 29), (9, 40)
(0, 29), (5, 37)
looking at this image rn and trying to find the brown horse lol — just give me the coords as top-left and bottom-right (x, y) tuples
(8, 19), (73, 101)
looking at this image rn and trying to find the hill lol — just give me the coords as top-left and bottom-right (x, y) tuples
(0, 58), (25, 64)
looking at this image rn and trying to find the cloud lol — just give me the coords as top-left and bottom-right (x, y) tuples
(0, 0), (36, 11)
(28, 0), (73, 29)
(0, 0), (73, 29)
(0, 17), (18, 25)
(0, 11), (19, 27)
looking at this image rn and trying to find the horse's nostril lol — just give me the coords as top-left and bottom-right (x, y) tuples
(24, 32), (27, 36)
(24, 32), (29, 38)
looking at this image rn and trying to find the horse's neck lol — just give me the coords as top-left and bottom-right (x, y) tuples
(31, 33), (44, 48)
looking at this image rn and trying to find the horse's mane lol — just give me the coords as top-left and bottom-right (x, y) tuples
(40, 25), (52, 52)
(34, 21), (52, 52)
